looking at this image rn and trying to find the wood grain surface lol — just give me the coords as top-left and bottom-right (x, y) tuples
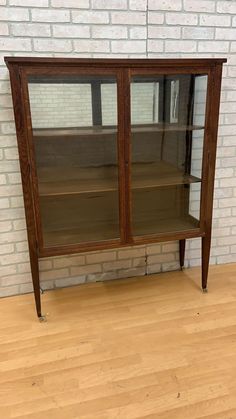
(0, 263), (236, 418)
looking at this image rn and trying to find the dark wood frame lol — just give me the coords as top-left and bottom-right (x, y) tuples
(4, 57), (226, 319)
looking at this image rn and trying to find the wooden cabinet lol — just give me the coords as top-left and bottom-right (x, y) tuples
(5, 57), (226, 319)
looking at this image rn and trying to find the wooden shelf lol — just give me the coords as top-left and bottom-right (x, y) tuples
(33, 123), (204, 138)
(43, 222), (119, 246)
(43, 215), (199, 247)
(38, 161), (201, 197)
(133, 215), (199, 237)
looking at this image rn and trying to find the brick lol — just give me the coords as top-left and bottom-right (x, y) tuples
(111, 11), (146, 25)
(217, 254), (236, 264)
(219, 217), (236, 227)
(130, 26), (147, 39)
(13, 219), (26, 230)
(72, 10), (109, 24)
(103, 259), (131, 271)
(183, 0), (215, 13)
(19, 283), (33, 294)
(34, 39), (72, 52)
(0, 198), (10, 209)
(0, 23), (8, 35)
(10, 197), (24, 208)
(71, 264), (102, 275)
(0, 285), (19, 297)
(0, 220), (12, 232)
(53, 25), (90, 38)
(216, 28), (236, 40)
(86, 251), (116, 264)
(55, 276), (86, 288)
(92, 0), (127, 9)
(129, 0), (147, 10)
(4, 147), (19, 159)
(8, 173), (21, 184)
(74, 40), (110, 53)
(15, 241), (29, 252)
(221, 157), (236, 167)
(41, 268), (69, 281)
(219, 198), (236, 209)
(117, 267), (145, 279)
(146, 244), (161, 254)
(148, 40), (164, 52)
(39, 259), (53, 270)
(0, 174), (6, 185)
(0, 244), (14, 254)
(11, 23), (51, 37)
(149, 0), (181, 11)
(52, 0), (89, 6)
(162, 261), (180, 272)
(17, 263), (31, 275)
(216, 168), (234, 179)
(0, 184), (22, 197)
(148, 12), (164, 24)
(162, 242), (178, 253)
(118, 247), (145, 259)
(111, 40), (146, 53)
(166, 40), (197, 52)
(10, 0), (48, 5)
(166, 13), (198, 26)
(147, 263), (161, 274)
(0, 109), (14, 121)
(200, 14), (230, 27)
(87, 271), (117, 282)
(198, 41), (229, 53)
(92, 26), (128, 39)
(0, 38), (31, 51)
(183, 27), (214, 39)
(1, 252), (29, 265)
(132, 257), (146, 267)
(149, 253), (175, 264)
(53, 255), (85, 268)
(149, 26), (181, 39)
(0, 265), (17, 276)
(218, 1), (236, 14)
(0, 7), (29, 20)
(32, 9), (70, 22)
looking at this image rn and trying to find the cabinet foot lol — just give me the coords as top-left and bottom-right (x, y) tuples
(38, 315), (47, 322)
(202, 287), (208, 293)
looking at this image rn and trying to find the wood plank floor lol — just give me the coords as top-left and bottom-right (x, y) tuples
(1, 264), (236, 419)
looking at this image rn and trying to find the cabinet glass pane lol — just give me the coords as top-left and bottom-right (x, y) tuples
(27, 74), (119, 246)
(131, 74), (207, 236)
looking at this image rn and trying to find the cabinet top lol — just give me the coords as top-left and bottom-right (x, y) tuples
(4, 56), (227, 69)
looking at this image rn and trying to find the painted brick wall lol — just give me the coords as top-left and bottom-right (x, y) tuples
(0, 0), (235, 297)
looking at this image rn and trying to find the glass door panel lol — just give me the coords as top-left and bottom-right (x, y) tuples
(27, 74), (119, 246)
(130, 74), (207, 237)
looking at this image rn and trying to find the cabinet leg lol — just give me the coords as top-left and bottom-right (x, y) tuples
(202, 234), (211, 292)
(179, 239), (186, 270)
(29, 248), (42, 319)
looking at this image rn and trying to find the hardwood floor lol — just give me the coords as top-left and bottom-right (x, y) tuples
(1, 264), (236, 418)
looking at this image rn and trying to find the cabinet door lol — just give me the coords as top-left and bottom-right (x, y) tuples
(130, 72), (208, 238)
(26, 70), (123, 249)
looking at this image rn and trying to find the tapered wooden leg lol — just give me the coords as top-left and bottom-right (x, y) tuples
(179, 239), (186, 270)
(29, 247), (42, 319)
(202, 234), (211, 292)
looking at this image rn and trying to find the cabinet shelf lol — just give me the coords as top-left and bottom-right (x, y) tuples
(38, 161), (201, 197)
(43, 214), (199, 247)
(33, 123), (204, 139)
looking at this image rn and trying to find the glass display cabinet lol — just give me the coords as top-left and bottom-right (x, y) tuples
(5, 57), (226, 319)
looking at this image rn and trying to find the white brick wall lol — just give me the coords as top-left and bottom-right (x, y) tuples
(0, 0), (235, 297)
